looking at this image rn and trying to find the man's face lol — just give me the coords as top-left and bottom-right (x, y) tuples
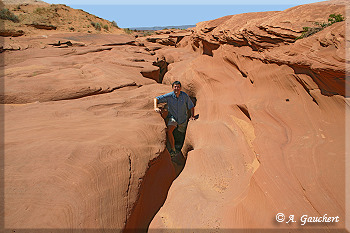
(173, 84), (181, 95)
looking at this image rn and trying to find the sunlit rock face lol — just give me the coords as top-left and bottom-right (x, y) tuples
(150, 0), (347, 231)
(2, 0), (348, 232)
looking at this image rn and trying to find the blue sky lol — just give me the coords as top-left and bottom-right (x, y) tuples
(44, 0), (326, 28)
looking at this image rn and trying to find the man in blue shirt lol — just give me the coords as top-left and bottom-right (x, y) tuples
(154, 81), (195, 156)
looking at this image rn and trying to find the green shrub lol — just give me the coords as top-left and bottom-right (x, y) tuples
(103, 24), (109, 31)
(91, 22), (101, 31)
(328, 13), (344, 24)
(111, 20), (119, 28)
(296, 13), (344, 40)
(143, 31), (153, 36)
(314, 21), (329, 28)
(297, 26), (323, 39)
(123, 28), (133, 34)
(0, 8), (19, 22)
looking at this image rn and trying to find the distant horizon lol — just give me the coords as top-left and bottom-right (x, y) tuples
(68, 5), (297, 28)
(129, 25), (196, 30)
(43, 1), (326, 28)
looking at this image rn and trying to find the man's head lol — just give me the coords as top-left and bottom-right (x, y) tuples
(172, 81), (181, 96)
(172, 81), (181, 88)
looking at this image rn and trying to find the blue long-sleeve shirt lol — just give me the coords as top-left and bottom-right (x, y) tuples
(156, 91), (194, 124)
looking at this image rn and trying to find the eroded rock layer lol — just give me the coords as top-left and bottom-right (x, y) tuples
(2, 0), (348, 232)
(149, 0), (348, 231)
(3, 33), (177, 231)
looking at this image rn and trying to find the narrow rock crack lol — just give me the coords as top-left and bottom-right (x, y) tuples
(125, 153), (132, 224)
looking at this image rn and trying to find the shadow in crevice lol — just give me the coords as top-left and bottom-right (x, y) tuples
(167, 129), (187, 177)
(202, 40), (220, 56)
(289, 63), (345, 97)
(165, 116), (198, 177)
(237, 104), (251, 120)
(189, 96), (197, 106)
(124, 108), (198, 232)
(123, 149), (176, 233)
(152, 57), (169, 83)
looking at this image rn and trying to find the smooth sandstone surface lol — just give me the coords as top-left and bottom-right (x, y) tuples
(2, 0), (348, 232)
(3, 32), (177, 231)
(150, 0), (348, 231)
(5, 85), (170, 229)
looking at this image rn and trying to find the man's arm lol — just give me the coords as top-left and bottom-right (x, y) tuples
(186, 94), (195, 120)
(154, 98), (161, 113)
(189, 107), (195, 120)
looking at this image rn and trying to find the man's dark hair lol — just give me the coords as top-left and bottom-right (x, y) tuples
(172, 81), (181, 87)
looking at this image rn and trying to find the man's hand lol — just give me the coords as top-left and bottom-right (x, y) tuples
(154, 107), (161, 113)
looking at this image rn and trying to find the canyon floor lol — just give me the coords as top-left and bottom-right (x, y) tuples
(1, 0), (349, 232)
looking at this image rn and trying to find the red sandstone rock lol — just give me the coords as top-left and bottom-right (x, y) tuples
(4, 84), (176, 229)
(150, 0), (347, 231)
(192, 1), (346, 51)
(3, 31), (176, 231)
(3, 0), (348, 232)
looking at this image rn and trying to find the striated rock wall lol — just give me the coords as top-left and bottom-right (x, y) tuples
(2, 32), (177, 232)
(2, 0), (348, 232)
(149, 0), (348, 231)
